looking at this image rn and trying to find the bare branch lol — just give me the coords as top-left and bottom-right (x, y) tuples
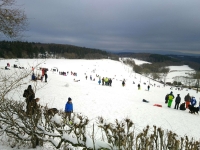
(0, 0), (28, 38)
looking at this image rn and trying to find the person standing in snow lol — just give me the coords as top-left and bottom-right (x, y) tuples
(102, 77), (105, 85)
(65, 97), (73, 121)
(190, 97), (197, 107)
(23, 85), (35, 112)
(167, 91), (174, 108)
(32, 66), (34, 72)
(174, 94), (181, 109)
(98, 76), (101, 85)
(105, 77), (108, 85)
(138, 84), (140, 90)
(165, 93), (169, 103)
(31, 73), (37, 81)
(109, 78), (112, 86)
(122, 80), (125, 87)
(147, 85), (150, 91)
(44, 72), (48, 82)
(184, 93), (191, 109)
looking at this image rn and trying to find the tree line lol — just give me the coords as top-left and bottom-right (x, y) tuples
(0, 41), (119, 60)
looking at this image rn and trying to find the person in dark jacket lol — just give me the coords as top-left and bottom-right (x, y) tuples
(147, 85), (150, 91)
(5, 66), (9, 70)
(109, 78), (112, 86)
(102, 77), (104, 85)
(65, 97), (73, 121)
(23, 85), (35, 102)
(174, 94), (181, 109)
(122, 80), (125, 87)
(180, 102), (186, 110)
(165, 94), (169, 103)
(138, 84), (140, 90)
(184, 93), (191, 109)
(44, 72), (48, 82)
(23, 85), (35, 112)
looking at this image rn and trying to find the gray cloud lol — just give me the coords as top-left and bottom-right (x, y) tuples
(14, 0), (200, 55)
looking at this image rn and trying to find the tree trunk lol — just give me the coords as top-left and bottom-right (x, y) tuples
(31, 135), (40, 148)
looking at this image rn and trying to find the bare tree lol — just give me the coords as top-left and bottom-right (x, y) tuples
(0, 60), (45, 102)
(142, 68), (151, 84)
(0, 0), (27, 38)
(151, 72), (160, 81)
(0, 67), (31, 101)
(159, 67), (170, 87)
(192, 71), (200, 93)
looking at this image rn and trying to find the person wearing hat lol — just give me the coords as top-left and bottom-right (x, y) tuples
(167, 91), (174, 108)
(65, 97), (73, 121)
(174, 94), (181, 109)
(184, 93), (191, 109)
(23, 85), (35, 113)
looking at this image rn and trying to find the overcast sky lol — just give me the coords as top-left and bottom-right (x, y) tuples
(13, 0), (200, 55)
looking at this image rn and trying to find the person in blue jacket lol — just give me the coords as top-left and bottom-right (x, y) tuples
(65, 97), (73, 121)
(190, 97), (197, 107)
(31, 73), (36, 81)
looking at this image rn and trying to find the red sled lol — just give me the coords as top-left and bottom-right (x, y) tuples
(153, 104), (162, 107)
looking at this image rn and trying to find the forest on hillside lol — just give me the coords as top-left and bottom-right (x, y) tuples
(0, 41), (118, 60)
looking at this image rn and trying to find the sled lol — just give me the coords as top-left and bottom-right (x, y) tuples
(153, 104), (162, 107)
(142, 99), (149, 103)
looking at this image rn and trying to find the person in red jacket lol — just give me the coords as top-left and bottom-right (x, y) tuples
(42, 68), (45, 76)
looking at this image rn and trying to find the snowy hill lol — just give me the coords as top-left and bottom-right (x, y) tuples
(0, 58), (199, 150)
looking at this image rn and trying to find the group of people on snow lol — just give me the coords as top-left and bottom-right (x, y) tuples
(71, 71), (77, 76)
(124, 80), (151, 91)
(59, 71), (68, 76)
(4, 62), (24, 70)
(23, 85), (40, 115)
(85, 74), (113, 86)
(31, 68), (48, 82)
(165, 92), (199, 111)
(101, 77), (112, 86)
(23, 84), (73, 123)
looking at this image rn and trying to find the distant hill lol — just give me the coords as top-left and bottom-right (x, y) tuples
(115, 52), (200, 71)
(168, 54), (200, 64)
